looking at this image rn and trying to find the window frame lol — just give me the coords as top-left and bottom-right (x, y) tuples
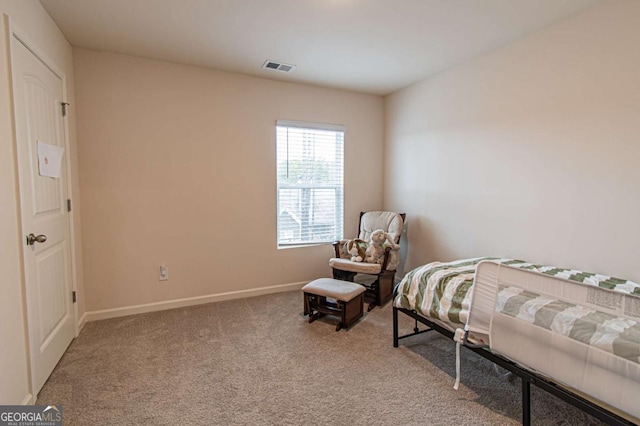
(275, 120), (346, 249)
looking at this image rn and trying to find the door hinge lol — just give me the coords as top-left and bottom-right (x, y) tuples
(67, 199), (72, 212)
(72, 291), (76, 303)
(61, 102), (70, 117)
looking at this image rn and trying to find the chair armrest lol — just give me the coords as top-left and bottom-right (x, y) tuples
(381, 247), (392, 271)
(332, 240), (349, 258)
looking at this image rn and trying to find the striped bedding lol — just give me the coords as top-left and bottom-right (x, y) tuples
(496, 285), (640, 365)
(393, 256), (640, 332)
(394, 258), (640, 419)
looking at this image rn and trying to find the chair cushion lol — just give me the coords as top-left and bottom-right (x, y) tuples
(302, 278), (366, 302)
(359, 211), (404, 244)
(329, 258), (382, 274)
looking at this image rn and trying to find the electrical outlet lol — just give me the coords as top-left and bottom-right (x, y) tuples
(159, 264), (169, 281)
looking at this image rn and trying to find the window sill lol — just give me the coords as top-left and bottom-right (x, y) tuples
(277, 242), (335, 250)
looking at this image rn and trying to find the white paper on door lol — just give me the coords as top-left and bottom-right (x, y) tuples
(37, 141), (65, 178)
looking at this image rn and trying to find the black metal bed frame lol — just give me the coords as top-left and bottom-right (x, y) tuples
(392, 305), (636, 426)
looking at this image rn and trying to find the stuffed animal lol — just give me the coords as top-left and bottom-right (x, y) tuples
(386, 239), (401, 271)
(365, 229), (400, 265)
(344, 238), (367, 262)
(364, 229), (386, 264)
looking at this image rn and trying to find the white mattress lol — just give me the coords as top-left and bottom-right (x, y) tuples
(466, 261), (640, 421)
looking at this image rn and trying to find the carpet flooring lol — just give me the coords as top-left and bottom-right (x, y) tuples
(37, 291), (607, 425)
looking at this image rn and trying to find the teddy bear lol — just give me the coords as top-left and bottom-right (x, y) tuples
(344, 238), (367, 262)
(365, 229), (400, 265)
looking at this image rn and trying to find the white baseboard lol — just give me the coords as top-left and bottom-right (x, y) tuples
(21, 393), (35, 405)
(85, 281), (307, 322)
(77, 312), (87, 333)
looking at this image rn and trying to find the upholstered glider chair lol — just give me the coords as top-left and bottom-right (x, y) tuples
(330, 211), (405, 311)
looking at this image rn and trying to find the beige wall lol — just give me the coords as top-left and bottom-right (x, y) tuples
(385, 0), (640, 281)
(0, 0), (82, 405)
(74, 49), (384, 312)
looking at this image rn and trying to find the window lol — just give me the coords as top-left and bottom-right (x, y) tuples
(276, 120), (344, 248)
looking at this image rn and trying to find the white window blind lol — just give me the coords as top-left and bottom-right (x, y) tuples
(276, 120), (344, 248)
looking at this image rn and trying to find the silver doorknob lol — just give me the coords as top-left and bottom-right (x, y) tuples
(26, 233), (47, 246)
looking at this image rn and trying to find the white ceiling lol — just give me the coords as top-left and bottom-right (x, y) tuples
(40, 0), (599, 95)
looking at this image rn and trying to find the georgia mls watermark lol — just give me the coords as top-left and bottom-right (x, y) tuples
(0, 405), (62, 426)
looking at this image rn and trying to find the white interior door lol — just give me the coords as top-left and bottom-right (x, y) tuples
(11, 32), (75, 396)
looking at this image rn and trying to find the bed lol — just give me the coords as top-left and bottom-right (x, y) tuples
(392, 257), (640, 425)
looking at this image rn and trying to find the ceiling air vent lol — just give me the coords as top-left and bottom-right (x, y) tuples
(262, 60), (296, 73)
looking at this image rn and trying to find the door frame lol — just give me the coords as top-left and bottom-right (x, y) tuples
(6, 16), (80, 400)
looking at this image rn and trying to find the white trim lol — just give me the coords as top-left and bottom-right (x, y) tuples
(85, 281), (308, 322)
(77, 312), (87, 332)
(21, 393), (35, 405)
(60, 73), (81, 339)
(276, 119), (346, 132)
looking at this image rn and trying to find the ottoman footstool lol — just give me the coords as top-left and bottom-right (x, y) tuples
(302, 278), (366, 331)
